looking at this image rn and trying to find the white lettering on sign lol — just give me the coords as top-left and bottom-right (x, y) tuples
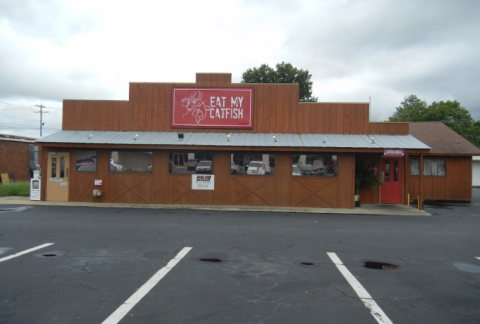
(210, 96), (243, 108)
(231, 97), (243, 107)
(384, 149), (404, 156)
(209, 108), (244, 119)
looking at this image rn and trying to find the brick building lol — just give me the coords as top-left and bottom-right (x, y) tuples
(0, 134), (37, 182)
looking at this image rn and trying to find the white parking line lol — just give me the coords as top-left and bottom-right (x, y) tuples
(102, 247), (192, 324)
(0, 243), (54, 263)
(327, 252), (393, 324)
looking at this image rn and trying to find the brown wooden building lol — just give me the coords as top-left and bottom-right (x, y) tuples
(35, 73), (479, 208)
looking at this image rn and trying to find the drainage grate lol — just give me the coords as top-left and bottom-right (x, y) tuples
(301, 262), (314, 265)
(200, 258), (222, 263)
(364, 261), (398, 270)
(42, 254), (57, 257)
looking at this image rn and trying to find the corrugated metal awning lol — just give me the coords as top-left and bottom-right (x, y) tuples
(36, 131), (430, 150)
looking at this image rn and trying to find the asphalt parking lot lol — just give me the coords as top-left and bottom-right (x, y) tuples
(1, 191), (480, 324)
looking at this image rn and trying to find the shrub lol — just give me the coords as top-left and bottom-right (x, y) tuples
(0, 181), (31, 197)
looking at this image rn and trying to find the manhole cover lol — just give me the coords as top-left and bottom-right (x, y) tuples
(364, 261), (398, 270)
(200, 258), (222, 263)
(34, 250), (67, 258)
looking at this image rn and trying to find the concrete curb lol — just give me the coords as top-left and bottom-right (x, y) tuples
(0, 196), (431, 216)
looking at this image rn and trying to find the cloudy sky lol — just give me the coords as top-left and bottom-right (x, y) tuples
(1, 0), (479, 138)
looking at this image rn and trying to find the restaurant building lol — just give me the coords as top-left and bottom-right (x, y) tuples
(35, 73), (480, 208)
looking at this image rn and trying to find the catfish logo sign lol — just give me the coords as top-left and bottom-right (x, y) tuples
(172, 88), (253, 129)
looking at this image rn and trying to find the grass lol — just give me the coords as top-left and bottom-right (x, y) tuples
(0, 181), (31, 197)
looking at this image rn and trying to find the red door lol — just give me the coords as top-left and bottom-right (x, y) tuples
(381, 158), (403, 204)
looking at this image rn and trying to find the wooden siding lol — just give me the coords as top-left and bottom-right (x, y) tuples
(369, 122), (409, 135)
(65, 149), (355, 208)
(62, 73), (407, 135)
(407, 156), (472, 201)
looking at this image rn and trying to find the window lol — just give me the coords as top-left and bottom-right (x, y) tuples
(231, 153), (275, 175)
(410, 159), (420, 176)
(109, 151), (153, 173)
(292, 154), (337, 177)
(75, 150), (97, 172)
(410, 158), (446, 176)
(169, 152), (213, 174)
(51, 156), (56, 177)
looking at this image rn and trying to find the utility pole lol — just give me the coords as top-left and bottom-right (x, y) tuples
(34, 104), (49, 137)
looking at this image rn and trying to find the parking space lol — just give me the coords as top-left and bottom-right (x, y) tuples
(1, 195), (480, 323)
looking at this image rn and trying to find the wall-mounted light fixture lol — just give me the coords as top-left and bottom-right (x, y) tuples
(178, 133), (184, 140)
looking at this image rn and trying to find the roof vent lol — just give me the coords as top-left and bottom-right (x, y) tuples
(178, 133), (184, 140)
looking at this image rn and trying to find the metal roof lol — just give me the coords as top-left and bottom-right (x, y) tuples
(36, 131), (430, 150)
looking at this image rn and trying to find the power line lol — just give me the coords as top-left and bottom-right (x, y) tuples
(0, 105), (35, 112)
(43, 105), (63, 110)
(0, 121), (60, 131)
(1, 111), (44, 122)
(0, 101), (35, 111)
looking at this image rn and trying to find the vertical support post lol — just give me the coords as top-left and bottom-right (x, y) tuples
(404, 153), (410, 205)
(419, 153), (424, 210)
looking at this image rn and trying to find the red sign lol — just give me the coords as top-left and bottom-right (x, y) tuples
(384, 149), (404, 156)
(172, 88), (253, 129)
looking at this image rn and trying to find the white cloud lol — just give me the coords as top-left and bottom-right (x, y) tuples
(1, 0), (479, 137)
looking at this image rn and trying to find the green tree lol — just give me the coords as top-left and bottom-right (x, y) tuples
(388, 95), (428, 122)
(389, 95), (480, 147)
(427, 100), (474, 135)
(241, 62), (318, 102)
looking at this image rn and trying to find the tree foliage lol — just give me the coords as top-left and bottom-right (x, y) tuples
(241, 62), (318, 102)
(388, 95), (429, 122)
(389, 94), (480, 147)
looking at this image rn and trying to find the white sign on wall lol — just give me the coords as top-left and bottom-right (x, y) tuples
(192, 174), (215, 190)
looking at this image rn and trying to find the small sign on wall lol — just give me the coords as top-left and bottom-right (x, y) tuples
(192, 175), (215, 190)
(384, 149), (404, 156)
(94, 180), (103, 186)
